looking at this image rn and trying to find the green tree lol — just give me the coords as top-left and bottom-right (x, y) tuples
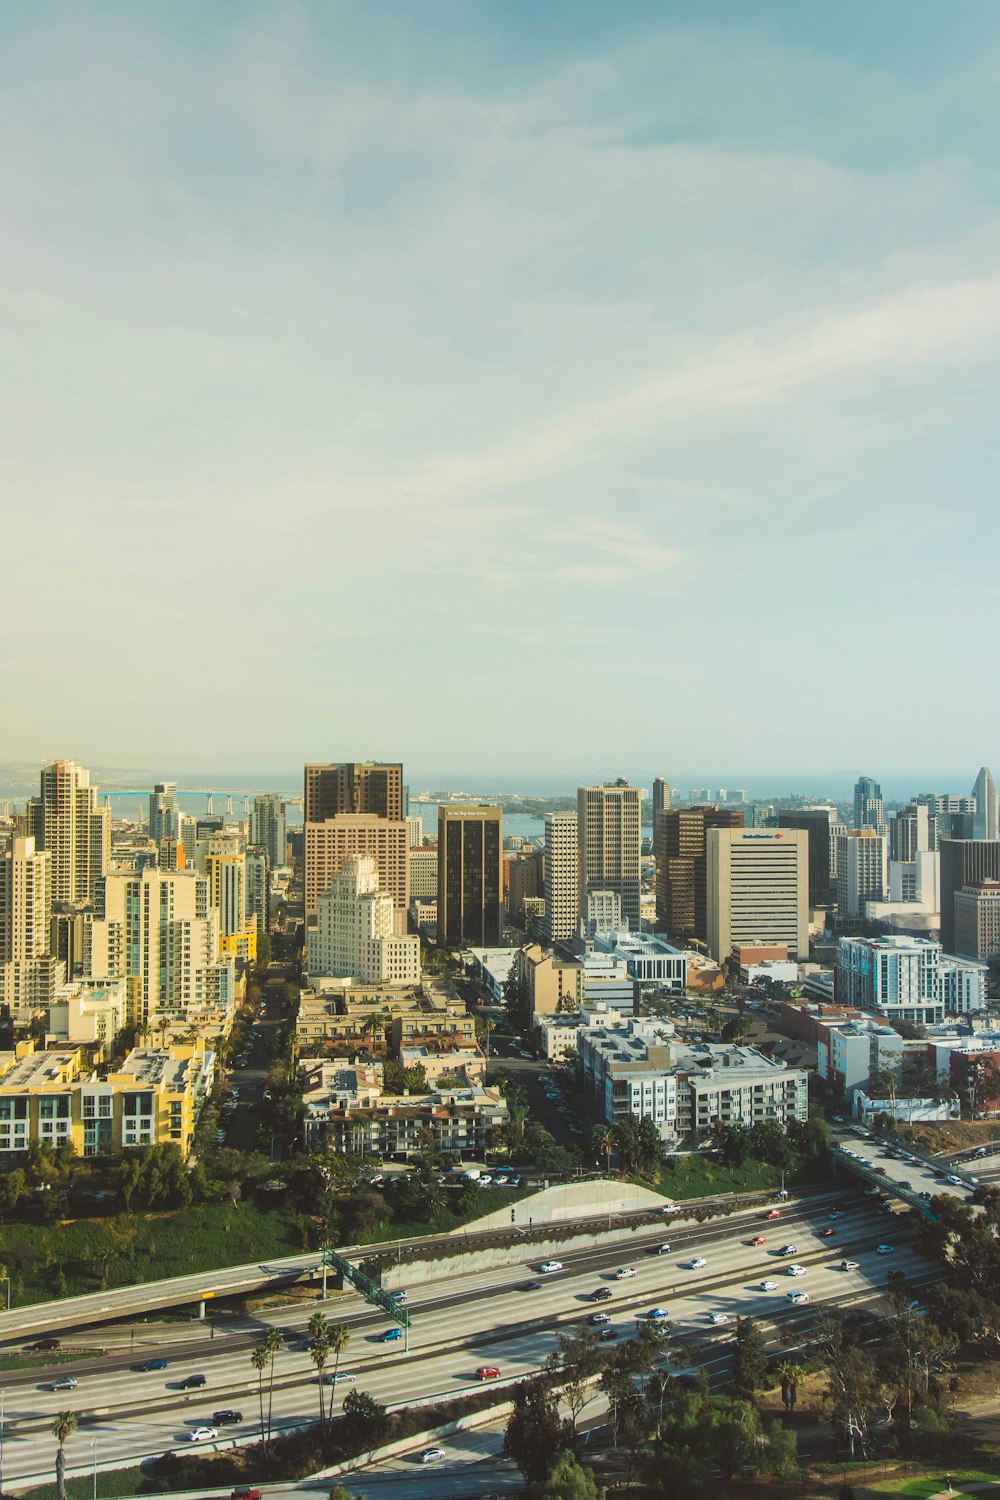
(731, 1316), (769, 1398)
(592, 1125), (615, 1176)
(713, 1400), (762, 1480)
(527, 1451), (605, 1499)
(547, 1327), (606, 1443)
(329, 1487), (368, 1500)
(504, 1376), (568, 1484)
(0, 1168), (26, 1216)
(341, 1389), (390, 1455)
(52, 1411), (77, 1500)
(766, 1419), (799, 1479)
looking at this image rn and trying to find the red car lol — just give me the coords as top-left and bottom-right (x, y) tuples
(764, 1210), (781, 1220)
(818, 1228), (836, 1237)
(476, 1366), (502, 1380)
(748, 1235), (767, 1246)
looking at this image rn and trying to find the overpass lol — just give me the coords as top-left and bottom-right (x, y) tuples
(828, 1123), (978, 1215)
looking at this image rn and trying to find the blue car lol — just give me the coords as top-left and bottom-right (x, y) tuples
(138, 1358), (168, 1372)
(379, 1327), (403, 1342)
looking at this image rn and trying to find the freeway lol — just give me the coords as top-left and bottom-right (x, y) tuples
(0, 1189), (933, 1490)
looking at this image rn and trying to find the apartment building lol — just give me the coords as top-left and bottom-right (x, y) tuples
(543, 811), (578, 943)
(835, 934), (944, 1025)
(295, 979), (476, 1056)
(302, 1070), (508, 1158)
(0, 1041), (214, 1159)
(578, 782), (642, 932)
(28, 760), (110, 905)
(514, 942), (584, 1017)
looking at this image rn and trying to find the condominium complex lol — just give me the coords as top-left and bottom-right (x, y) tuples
(0, 837), (50, 964)
(543, 810), (578, 943)
(578, 1019), (808, 1143)
(301, 1060), (508, 1157)
(705, 827), (808, 961)
(0, 1042), (214, 1158)
(578, 781), (642, 932)
(835, 934), (944, 1025)
(28, 760), (110, 904)
(251, 793), (287, 868)
(310, 855), (420, 983)
(437, 804), (503, 948)
(835, 828), (887, 917)
(83, 867), (235, 1028)
(149, 783), (180, 844)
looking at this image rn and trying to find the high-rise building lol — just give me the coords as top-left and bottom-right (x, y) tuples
(0, 836), (50, 963)
(304, 815), (409, 926)
(776, 808), (834, 908)
(251, 794), (287, 868)
(972, 767), (1000, 841)
(954, 881), (1000, 961)
(304, 762), (403, 823)
(149, 783), (180, 844)
(939, 840), (1000, 953)
(853, 775), (884, 833)
(245, 846), (270, 937)
(835, 829), (887, 918)
(30, 760), (110, 904)
(506, 849), (542, 921)
(835, 934), (943, 1025)
(205, 851), (246, 936)
(890, 803), (935, 861)
(304, 761), (407, 929)
(705, 827), (808, 961)
(311, 855), (420, 982)
(543, 811), (578, 944)
(654, 806), (744, 942)
(652, 778), (671, 815)
(83, 867), (234, 1028)
(438, 805), (502, 948)
(578, 781), (642, 933)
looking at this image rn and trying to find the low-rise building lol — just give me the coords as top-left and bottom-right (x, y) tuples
(515, 943), (584, 1016)
(469, 947), (518, 1002)
(815, 1016), (903, 1101)
(577, 1020), (807, 1143)
(0, 1041), (213, 1158)
(537, 1001), (628, 1060)
(853, 1091), (954, 1125)
(398, 1045), (486, 1086)
(47, 980), (126, 1050)
(295, 979), (476, 1057)
(593, 931), (687, 991)
(300, 1061), (508, 1157)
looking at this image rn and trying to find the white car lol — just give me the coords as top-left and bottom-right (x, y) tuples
(778, 1244), (797, 1256)
(760, 1280), (779, 1292)
(787, 1291), (810, 1305)
(421, 1447), (447, 1464)
(875, 1244), (894, 1255)
(615, 1267), (637, 1279)
(688, 1257), (707, 1270)
(656, 1243), (672, 1255)
(325, 1372), (357, 1384)
(188, 1428), (218, 1444)
(786, 1265), (807, 1277)
(709, 1312), (730, 1325)
(660, 1203), (681, 1214)
(539, 1261), (563, 1274)
(478, 1175), (493, 1186)
(841, 1259), (860, 1271)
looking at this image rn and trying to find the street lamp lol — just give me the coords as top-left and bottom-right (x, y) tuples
(90, 1436), (97, 1500)
(0, 1386), (6, 1496)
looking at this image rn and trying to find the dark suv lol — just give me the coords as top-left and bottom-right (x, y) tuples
(179, 1373), (206, 1389)
(590, 1287), (613, 1302)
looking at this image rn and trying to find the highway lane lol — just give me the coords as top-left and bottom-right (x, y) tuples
(2, 1194), (931, 1487)
(829, 1125), (978, 1204)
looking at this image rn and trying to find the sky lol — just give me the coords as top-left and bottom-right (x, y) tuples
(3, 1), (1000, 783)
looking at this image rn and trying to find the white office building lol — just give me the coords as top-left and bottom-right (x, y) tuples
(310, 855), (420, 984)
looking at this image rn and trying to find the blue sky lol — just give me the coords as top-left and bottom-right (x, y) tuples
(3, 2), (999, 780)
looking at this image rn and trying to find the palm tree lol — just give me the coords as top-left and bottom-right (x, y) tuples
(251, 1342), (269, 1449)
(325, 1322), (350, 1430)
(593, 1125), (615, 1177)
(263, 1327), (284, 1452)
(52, 1411), (77, 1500)
(309, 1337), (329, 1434)
(307, 1310), (330, 1343)
(775, 1360), (806, 1413)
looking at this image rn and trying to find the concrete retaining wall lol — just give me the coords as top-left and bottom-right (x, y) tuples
(456, 1177), (668, 1231)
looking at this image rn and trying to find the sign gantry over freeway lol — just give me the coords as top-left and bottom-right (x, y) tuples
(321, 1247), (411, 1352)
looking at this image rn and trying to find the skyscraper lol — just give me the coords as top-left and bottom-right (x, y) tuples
(776, 808), (834, 909)
(304, 762), (403, 823)
(251, 793), (287, 868)
(939, 839), (1000, 953)
(578, 781), (642, 932)
(652, 778), (671, 815)
(705, 827), (808, 961)
(972, 767), (999, 841)
(31, 760), (110, 904)
(654, 806), (745, 942)
(304, 761), (408, 928)
(853, 776), (884, 833)
(149, 783), (180, 844)
(437, 804), (503, 948)
(543, 811), (578, 944)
